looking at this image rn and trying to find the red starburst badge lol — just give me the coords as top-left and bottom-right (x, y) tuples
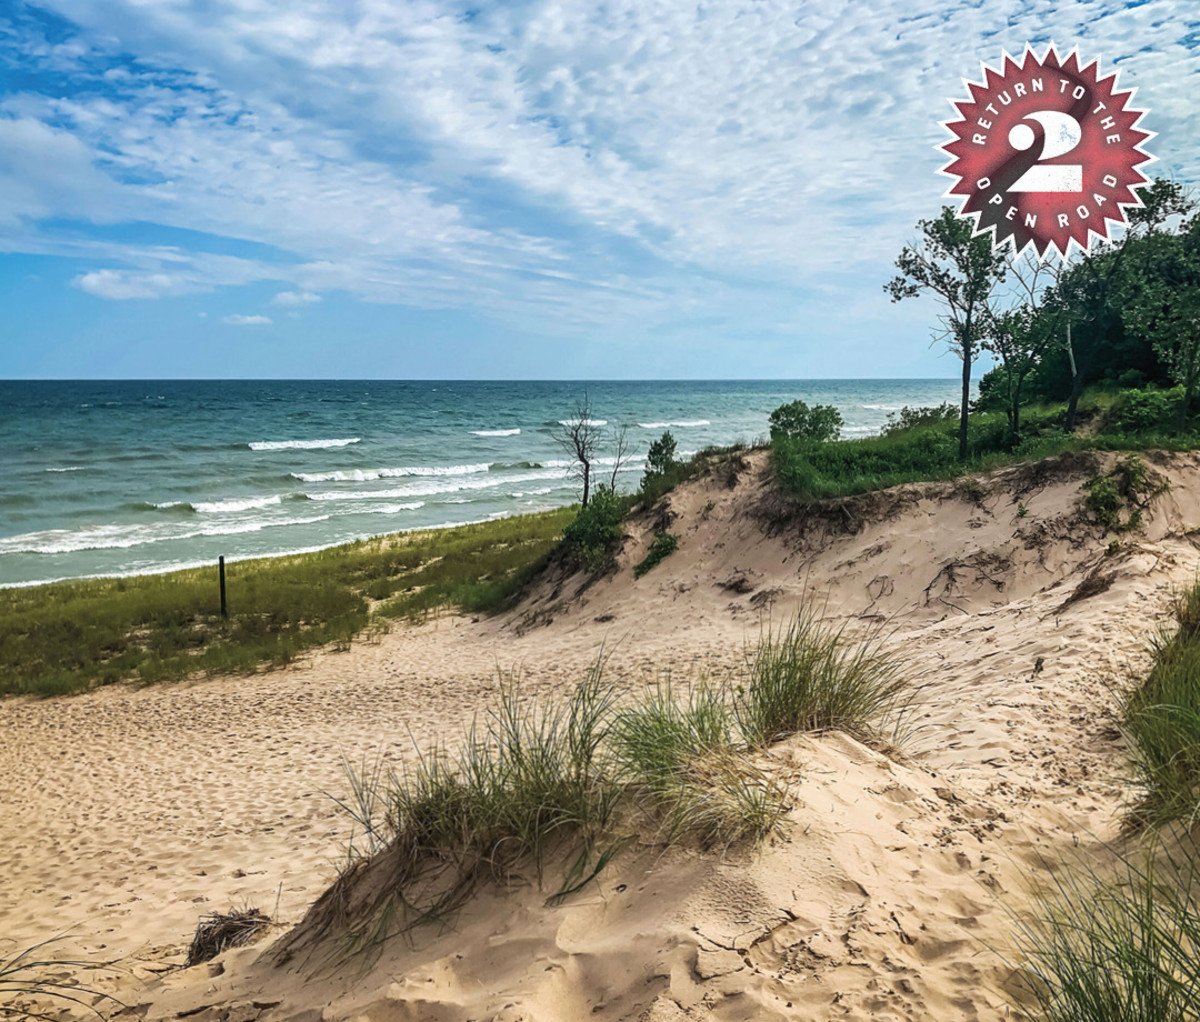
(939, 45), (1155, 258)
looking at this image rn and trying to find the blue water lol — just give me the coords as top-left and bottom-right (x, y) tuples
(0, 380), (961, 587)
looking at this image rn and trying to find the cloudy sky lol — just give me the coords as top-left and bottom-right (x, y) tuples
(2, 0), (1198, 379)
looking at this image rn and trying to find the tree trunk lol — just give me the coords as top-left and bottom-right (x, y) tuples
(581, 462), (590, 507)
(1011, 376), (1023, 441)
(1064, 371), (1085, 433)
(958, 337), (972, 462)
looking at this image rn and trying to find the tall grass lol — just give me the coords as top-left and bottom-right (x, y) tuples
(736, 612), (904, 746)
(1, 509), (572, 696)
(1122, 583), (1200, 830)
(1012, 832), (1200, 1022)
(325, 610), (902, 948)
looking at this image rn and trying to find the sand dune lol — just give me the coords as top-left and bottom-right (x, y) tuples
(5, 449), (1200, 1020)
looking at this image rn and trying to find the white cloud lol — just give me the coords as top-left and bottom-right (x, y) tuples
(222, 313), (272, 326)
(6, 0), (1200, 337)
(271, 290), (322, 306)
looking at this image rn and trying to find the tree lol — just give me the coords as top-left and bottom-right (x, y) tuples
(642, 430), (679, 487)
(1052, 178), (1194, 431)
(553, 399), (603, 507)
(767, 400), (842, 444)
(980, 251), (1058, 440)
(886, 207), (1008, 461)
(1122, 222), (1200, 427)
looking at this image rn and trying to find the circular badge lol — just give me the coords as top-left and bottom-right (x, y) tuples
(938, 45), (1155, 258)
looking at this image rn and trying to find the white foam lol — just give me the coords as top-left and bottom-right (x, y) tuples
(470, 428), (521, 437)
(346, 502), (426, 515)
(45, 466), (82, 472)
(0, 514), (332, 555)
(861, 404), (902, 411)
(249, 438), (361, 451)
(305, 467), (567, 502)
(637, 420), (710, 428)
(558, 419), (607, 427)
(291, 463), (489, 483)
(193, 495), (283, 513)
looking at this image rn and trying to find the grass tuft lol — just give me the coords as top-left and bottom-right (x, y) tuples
(735, 612), (905, 746)
(1012, 832), (1200, 1022)
(0, 939), (121, 1021)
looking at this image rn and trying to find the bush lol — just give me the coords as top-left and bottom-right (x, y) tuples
(644, 431), (679, 480)
(562, 486), (626, 571)
(768, 400), (843, 444)
(1111, 387), (1183, 433)
(881, 402), (957, 436)
(633, 532), (679, 579)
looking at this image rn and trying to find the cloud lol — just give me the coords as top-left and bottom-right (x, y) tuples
(4, 0), (1200, 342)
(271, 290), (322, 306)
(222, 313), (272, 326)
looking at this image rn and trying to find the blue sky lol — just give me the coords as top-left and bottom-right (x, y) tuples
(1, 0), (1198, 379)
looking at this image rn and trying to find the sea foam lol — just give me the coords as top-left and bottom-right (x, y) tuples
(249, 438), (361, 451)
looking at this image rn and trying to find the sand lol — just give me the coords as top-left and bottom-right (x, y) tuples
(4, 448), (1200, 1020)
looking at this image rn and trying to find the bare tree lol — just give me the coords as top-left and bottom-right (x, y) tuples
(607, 424), (630, 490)
(553, 398), (603, 507)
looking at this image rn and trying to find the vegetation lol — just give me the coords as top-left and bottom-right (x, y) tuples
(735, 611), (903, 746)
(767, 399), (843, 444)
(0, 509), (573, 696)
(329, 611), (902, 947)
(1013, 833), (1200, 1022)
(562, 484), (629, 571)
(0, 938), (119, 1020)
(1122, 582), (1200, 830)
(633, 531), (679, 579)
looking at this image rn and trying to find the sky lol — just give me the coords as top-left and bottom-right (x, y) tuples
(1, 0), (1198, 380)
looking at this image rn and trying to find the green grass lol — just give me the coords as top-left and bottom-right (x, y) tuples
(1122, 582), (1200, 830)
(771, 389), (1200, 503)
(0, 508), (573, 697)
(324, 610), (900, 949)
(735, 611), (905, 746)
(1012, 832), (1200, 1022)
(632, 531), (679, 579)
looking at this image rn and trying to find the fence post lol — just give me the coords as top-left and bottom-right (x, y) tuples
(219, 556), (228, 618)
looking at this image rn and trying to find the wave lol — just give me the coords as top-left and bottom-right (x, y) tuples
(349, 502), (425, 515)
(193, 495), (284, 513)
(470, 428), (521, 437)
(45, 466), (83, 472)
(556, 419), (607, 427)
(249, 438), (361, 451)
(861, 404), (902, 411)
(0, 514), (333, 555)
(290, 463), (489, 483)
(304, 467), (575, 503)
(637, 420), (710, 428)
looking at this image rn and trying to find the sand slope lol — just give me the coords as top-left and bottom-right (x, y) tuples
(5, 449), (1200, 1021)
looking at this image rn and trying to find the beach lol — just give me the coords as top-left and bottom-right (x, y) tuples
(5, 448), (1199, 1020)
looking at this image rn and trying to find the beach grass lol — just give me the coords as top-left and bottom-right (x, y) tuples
(1122, 582), (1200, 830)
(0, 508), (573, 697)
(1012, 831), (1200, 1022)
(735, 611), (904, 746)
(326, 611), (897, 947)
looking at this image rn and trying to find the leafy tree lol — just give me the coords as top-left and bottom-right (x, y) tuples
(768, 400), (843, 444)
(562, 484), (625, 570)
(886, 207), (1008, 461)
(1122, 222), (1200, 427)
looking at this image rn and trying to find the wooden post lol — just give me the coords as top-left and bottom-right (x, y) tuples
(219, 556), (228, 618)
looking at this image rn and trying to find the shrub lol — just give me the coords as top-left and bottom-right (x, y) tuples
(633, 532), (679, 579)
(562, 486), (626, 571)
(1111, 387), (1183, 433)
(644, 431), (679, 480)
(881, 402), (957, 436)
(768, 400), (843, 444)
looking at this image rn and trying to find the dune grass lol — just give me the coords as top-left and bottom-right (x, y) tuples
(0, 509), (573, 697)
(735, 612), (904, 746)
(327, 610), (901, 948)
(1120, 582), (1200, 830)
(1012, 832), (1200, 1022)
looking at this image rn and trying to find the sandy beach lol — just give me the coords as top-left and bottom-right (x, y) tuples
(5, 449), (1200, 1020)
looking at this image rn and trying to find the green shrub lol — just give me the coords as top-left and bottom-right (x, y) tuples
(562, 486), (626, 571)
(633, 532), (679, 578)
(1111, 387), (1183, 433)
(881, 403), (957, 436)
(768, 400), (843, 444)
